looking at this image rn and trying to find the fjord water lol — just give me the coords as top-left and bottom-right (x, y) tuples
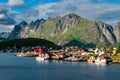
(0, 53), (120, 80)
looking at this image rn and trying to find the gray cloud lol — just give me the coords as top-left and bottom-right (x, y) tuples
(14, 8), (39, 23)
(7, 0), (25, 8)
(0, 13), (16, 25)
(13, 3), (57, 23)
(0, 4), (16, 25)
(0, 24), (14, 33)
(0, 3), (16, 32)
(96, 10), (120, 20)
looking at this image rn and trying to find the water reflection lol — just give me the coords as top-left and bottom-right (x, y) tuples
(36, 59), (49, 64)
(92, 64), (106, 68)
(51, 60), (64, 65)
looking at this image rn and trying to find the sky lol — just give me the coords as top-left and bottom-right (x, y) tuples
(0, 0), (120, 33)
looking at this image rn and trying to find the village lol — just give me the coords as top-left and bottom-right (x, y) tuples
(14, 46), (120, 65)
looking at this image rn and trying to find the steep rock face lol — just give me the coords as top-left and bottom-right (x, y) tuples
(97, 22), (116, 44)
(8, 19), (46, 39)
(114, 22), (120, 43)
(8, 25), (19, 39)
(8, 21), (28, 39)
(29, 18), (45, 32)
(88, 22), (110, 46)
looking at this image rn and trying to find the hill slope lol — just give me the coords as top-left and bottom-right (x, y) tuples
(0, 38), (61, 50)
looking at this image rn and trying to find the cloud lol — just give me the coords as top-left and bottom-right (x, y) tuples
(13, 8), (39, 23)
(0, 3), (9, 13)
(0, 4), (16, 25)
(13, 3), (57, 23)
(0, 3), (16, 32)
(27, 0), (120, 25)
(7, 0), (120, 26)
(0, 24), (14, 33)
(34, 3), (58, 18)
(8, 0), (25, 8)
(0, 13), (7, 19)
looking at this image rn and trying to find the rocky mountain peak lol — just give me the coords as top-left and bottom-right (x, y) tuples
(0, 32), (10, 38)
(34, 18), (45, 26)
(64, 13), (81, 19)
(8, 18), (46, 40)
(19, 20), (28, 27)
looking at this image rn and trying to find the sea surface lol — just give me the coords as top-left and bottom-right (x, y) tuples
(0, 52), (120, 80)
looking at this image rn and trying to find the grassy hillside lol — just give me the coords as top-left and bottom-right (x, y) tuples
(0, 38), (61, 50)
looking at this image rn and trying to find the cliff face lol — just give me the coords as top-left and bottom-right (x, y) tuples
(114, 22), (120, 43)
(8, 14), (118, 47)
(8, 21), (28, 39)
(8, 19), (45, 39)
(96, 22), (116, 45)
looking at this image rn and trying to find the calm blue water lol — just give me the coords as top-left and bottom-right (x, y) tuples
(0, 52), (120, 80)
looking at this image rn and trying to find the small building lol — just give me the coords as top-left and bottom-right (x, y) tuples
(33, 47), (49, 54)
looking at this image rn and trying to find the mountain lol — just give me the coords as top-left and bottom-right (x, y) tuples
(8, 20), (28, 39)
(0, 32), (10, 41)
(8, 19), (46, 39)
(8, 14), (118, 48)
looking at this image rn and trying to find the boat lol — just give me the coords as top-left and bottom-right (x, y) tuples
(36, 55), (45, 61)
(15, 52), (25, 57)
(36, 56), (45, 61)
(95, 55), (113, 64)
(36, 54), (49, 61)
(95, 56), (106, 64)
(95, 59), (106, 64)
